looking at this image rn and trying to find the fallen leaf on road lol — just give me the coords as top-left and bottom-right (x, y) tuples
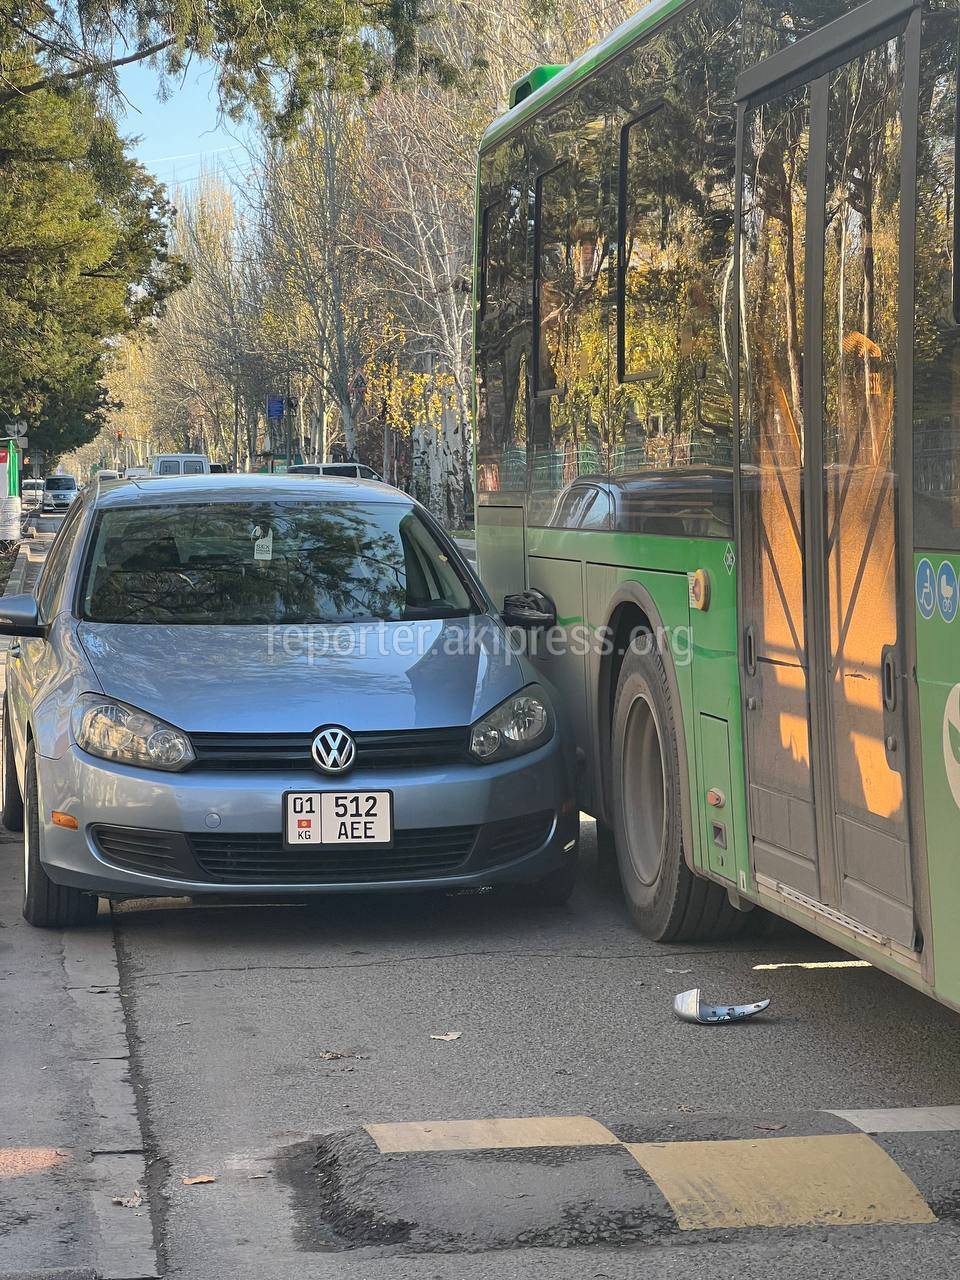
(112, 1190), (142, 1208)
(249, 1174), (267, 1180)
(666, 968), (692, 974)
(430, 1031), (462, 1041)
(182, 1175), (216, 1185)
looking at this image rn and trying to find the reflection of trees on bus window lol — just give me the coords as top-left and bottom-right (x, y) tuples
(914, 9), (960, 551)
(528, 104), (609, 523)
(476, 136), (530, 498)
(609, 0), (737, 494)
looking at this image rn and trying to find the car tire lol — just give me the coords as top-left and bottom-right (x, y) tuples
(2, 700), (24, 832)
(611, 638), (746, 942)
(22, 744), (98, 929)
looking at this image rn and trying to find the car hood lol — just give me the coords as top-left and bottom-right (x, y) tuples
(76, 617), (529, 733)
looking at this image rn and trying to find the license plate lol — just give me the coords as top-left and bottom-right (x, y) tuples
(283, 791), (393, 848)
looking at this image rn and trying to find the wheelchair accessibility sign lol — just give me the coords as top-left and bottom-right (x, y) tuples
(916, 558), (936, 620)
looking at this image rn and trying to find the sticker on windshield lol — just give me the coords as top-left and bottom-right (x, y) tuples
(943, 684), (960, 810)
(937, 560), (958, 624)
(916, 558), (936, 621)
(252, 526), (273, 561)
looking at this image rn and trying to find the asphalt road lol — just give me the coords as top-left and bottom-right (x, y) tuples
(105, 824), (960, 1280)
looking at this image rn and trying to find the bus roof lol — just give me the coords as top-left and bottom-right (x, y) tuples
(480, 0), (686, 153)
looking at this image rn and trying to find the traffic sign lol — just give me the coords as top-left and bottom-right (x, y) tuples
(350, 370), (367, 396)
(267, 394), (284, 420)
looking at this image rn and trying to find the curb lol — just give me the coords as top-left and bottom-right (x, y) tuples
(0, 1270), (101, 1279)
(62, 927), (159, 1280)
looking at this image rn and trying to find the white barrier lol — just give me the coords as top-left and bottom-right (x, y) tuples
(0, 495), (21, 541)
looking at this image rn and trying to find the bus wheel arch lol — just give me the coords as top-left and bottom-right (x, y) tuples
(600, 585), (744, 941)
(599, 587), (695, 875)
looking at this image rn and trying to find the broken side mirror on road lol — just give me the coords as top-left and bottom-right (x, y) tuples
(673, 987), (771, 1025)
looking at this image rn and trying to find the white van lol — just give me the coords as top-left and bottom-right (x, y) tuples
(148, 453), (211, 476)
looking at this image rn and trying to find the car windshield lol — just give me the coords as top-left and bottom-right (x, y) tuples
(45, 476), (76, 491)
(80, 500), (477, 625)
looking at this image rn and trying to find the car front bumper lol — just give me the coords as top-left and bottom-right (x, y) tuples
(36, 740), (577, 896)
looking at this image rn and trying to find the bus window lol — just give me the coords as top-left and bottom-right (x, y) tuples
(610, 0), (736, 504)
(528, 107), (608, 524)
(914, 8), (960, 551)
(476, 137), (529, 499)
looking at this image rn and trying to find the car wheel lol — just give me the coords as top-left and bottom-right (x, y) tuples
(611, 638), (746, 941)
(22, 744), (98, 929)
(1, 700), (24, 832)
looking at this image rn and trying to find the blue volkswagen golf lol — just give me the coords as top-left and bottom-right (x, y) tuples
(0, 475), (578, 926)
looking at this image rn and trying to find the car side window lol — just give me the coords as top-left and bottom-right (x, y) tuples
(183, 461), (204, 474)
(36, 502), (85, 621)
(158, 460), (180, 475)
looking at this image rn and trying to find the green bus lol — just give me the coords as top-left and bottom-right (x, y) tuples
(474, 0), (960, 1010)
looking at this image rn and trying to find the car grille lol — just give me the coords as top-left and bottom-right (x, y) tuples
(189, 727), (470, 772)
(188, 827), (478, 882)
(91, 811), (554, 886)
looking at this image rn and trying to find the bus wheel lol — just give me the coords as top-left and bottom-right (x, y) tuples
(611, 641), (745, 942)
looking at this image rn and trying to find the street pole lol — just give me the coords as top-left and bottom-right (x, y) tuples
(285, 339), (292, 470)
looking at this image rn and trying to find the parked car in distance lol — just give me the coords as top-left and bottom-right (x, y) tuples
(288, 462), (382, 480)
(148, 453), (210, 476)
(21, 479), (44, 510)
(93, 470), (120, 482)
(208, 462), (227, 473)
(0, 473), (578, 927)
(41, 475), (78, 513)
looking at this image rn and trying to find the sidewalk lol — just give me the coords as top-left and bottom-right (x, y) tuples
(0, 539), (157, 1280)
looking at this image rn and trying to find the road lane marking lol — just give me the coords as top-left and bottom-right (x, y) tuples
(829, 1105), (960, 1133)
(624, 1133), (936, 1230)
(365, 1115), (620, 1153)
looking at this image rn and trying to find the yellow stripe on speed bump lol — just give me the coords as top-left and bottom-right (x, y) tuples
(365, 1116), (620, 1154)
(625, 1134), (936, 1230)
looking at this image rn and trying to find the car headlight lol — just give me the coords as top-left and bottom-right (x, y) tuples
(71, 695), (195, 771)
(469, 685), (555, 763)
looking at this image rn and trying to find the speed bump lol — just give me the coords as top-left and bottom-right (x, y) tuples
(624, 1133), (936, 1230)
(365, 1115), (619, 1153)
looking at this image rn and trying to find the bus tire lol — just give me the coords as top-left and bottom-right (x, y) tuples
(611, 640), (745, 942)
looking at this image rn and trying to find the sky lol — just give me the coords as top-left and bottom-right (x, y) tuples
(115, 58), (253, 192)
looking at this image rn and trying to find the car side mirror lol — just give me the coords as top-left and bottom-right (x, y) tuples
(0, 594), (45, 638)
(502, 590), (557, 630)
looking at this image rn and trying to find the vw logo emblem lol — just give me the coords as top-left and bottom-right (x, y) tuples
(311, 726), (357, 775)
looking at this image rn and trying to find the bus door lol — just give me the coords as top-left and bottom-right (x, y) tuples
(738, 1), (916, 948)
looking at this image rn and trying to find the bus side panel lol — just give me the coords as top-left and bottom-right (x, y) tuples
(476, 506), (526, 603)
(527, 555), (591, 807)
(914, 551), (960, 1010)
(686, 540), (747, 890)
